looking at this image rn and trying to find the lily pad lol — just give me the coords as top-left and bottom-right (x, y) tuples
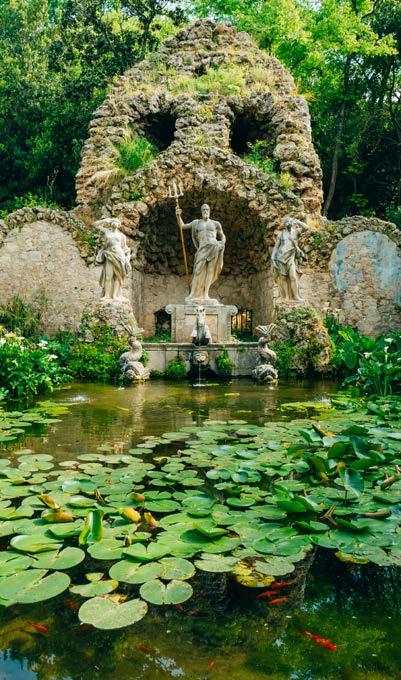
(139, 579), (193, 605)
(78, 596), (148, 629)
(109, 560), (163, 584)
(0, 569), (70, 604)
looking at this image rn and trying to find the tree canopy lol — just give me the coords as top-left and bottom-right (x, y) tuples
(0, 0), (401, 222)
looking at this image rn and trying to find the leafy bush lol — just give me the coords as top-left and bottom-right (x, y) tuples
(243, 140), (292, 189)
(64, 326), (127, 382)
(326, 317), (401, 395)
(215, 350), (235, 376)
(271, 341), (294, 379)
(116, 135), (157, 173)
(0, 293), (48, 339)
(0, 331), (67, 400)
(0, 193), (61, 219)
(165, 355), (187, 380)
(143, 332), (172, 343)
(385, 205), (401, 230)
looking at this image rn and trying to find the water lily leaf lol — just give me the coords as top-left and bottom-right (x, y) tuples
(87, 539), (125, 560)
(32, 547), (85, 570)
(335, 551), (370, 564)
(10, 534), (62, 554)
(0, 569), (70, 604)
(144, 500), (181, 513)
(139, 579), (193, 605)
(70, 579), (118, 598)
(338, 468), (364, 497)
(226, 497), (255, 508)
(254, 557), (295, 576)
(123, 542), (170, 562)
(79, 509), (104, 545)
(159, 557), (195, 580)
(192, 523), (227, 538)
(0, 552), (33, 576)
(78, 596), (148, 629)
(68, 495), (98, 508)
(194, 554), (237, 572)
(109, 560), (163, 584)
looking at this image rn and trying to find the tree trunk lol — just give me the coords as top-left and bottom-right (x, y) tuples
(323, 56), (352, 217)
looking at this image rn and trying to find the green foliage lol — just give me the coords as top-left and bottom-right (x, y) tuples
(271, 341), (294, 379)
(143, 332), (172, 342)
(165, 355), (187, 380)
(215, 350), (235, 376)
(168, 64), (246, 96)
(326, 317), (401, 395)
(64, 326), (127, 382)
(0, 192), (61, 219)
(115, 135), (157, 173)
(385, 205), (401, 230)
(191, 0), (399, 219)
(0, 0), (184, 211)
(243, 140), (293, 189)
(0, 293), (48, 339)
(0, 330), (68, 400)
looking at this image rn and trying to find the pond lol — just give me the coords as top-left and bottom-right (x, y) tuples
(0, 379), (400, 680)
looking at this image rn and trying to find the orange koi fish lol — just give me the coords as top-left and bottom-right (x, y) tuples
(136, 642), (156, 654)
(208, 660), (217, 671)
(268, 597), (289, 605)
(271, 580), (295, 588)
(28, 622), (49, 634)
(256, 590), (278, 600)
(301, 630), (337, 651)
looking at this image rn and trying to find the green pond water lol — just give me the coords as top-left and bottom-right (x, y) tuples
(0, 379), (400, 680)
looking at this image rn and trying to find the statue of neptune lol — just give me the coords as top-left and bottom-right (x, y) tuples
(175, 204), (226, 305)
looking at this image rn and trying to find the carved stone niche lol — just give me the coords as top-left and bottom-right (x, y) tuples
(165, 303), (237, 343)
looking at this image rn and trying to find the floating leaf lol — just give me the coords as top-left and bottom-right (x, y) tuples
(33, 547), (85, 570)
(109, 560), (163, 584)
(139, 579), (193, 605)
(78, 596), (148, 629)
(0, 569), (70, 605)
(10, 534), (62, 554)
(70, 579), (118, 598)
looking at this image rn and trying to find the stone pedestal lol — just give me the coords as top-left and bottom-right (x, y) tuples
(84, 298), (137, 338)
(166, 303), (237, 343)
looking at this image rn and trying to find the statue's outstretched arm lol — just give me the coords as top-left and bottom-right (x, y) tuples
(93, 219), (108, 234)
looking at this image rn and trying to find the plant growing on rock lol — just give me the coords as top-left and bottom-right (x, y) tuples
(216, 350), (235, 376)
(165, 355), (187, 380)
(116, 135), (157, 173)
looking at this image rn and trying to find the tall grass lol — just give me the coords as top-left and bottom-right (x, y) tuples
(116, 135), (157, 173)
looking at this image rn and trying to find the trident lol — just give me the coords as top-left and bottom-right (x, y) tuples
(169, 180), (190, 292)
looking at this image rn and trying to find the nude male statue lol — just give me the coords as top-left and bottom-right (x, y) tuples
(175, 203), (225, 305)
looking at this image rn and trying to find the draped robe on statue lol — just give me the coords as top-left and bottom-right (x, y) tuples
(187, 219), (224, 301)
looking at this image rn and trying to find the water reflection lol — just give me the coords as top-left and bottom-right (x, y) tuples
(12, 379), (338, 463)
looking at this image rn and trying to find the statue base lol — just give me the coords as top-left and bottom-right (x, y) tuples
(83, 298), (137, 338)
(166, 303), (237, 343)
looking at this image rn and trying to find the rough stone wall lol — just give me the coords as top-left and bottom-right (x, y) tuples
(300, 216), (401, 336)
(0, 208), (104, 333)
(329, 231), (401, 336)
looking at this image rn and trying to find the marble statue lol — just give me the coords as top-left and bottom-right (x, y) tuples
(252, 324), (278, 384)
(119, 328), (150, 382)
(94, 218), (131, 301)
(191, 305), (212, 345)
(271, 216), (307, 302)
(175, 203), (225, 305)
